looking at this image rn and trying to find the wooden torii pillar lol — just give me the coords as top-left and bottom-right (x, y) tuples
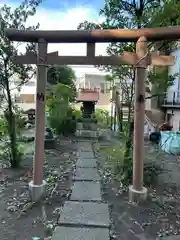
(5, 26), (177, 202)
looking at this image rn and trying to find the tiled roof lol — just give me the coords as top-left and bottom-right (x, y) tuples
(76, 91), (99, 102)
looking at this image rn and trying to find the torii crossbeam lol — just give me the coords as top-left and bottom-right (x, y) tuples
(5, 26), (179, 202)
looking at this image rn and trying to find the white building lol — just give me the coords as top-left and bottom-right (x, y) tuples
(77, 73), (112, 112)
(162, 47), (180, 131)
(12, 75), (36, 112)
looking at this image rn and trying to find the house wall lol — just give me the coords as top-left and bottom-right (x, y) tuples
(162, 47), (180, 131)
(167, 109), (180, 131)
(167, 48), (180, 102)
(77, 74), (111, 111)
(12, 77), (36, 111)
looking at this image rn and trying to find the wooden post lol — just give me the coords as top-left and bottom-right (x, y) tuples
(33, 39), (47, 185)
(129, 36), (148, 201)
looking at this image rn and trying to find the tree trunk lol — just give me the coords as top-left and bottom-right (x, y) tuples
(110, 102), (113, 130)
(113, 105), (117, 131)
(124, 102), (133, 157)
(124, 70), (135, 161)
(5, 77), (18, 168)
(119, 102), (123, 132)
(114, 91), (123, 132)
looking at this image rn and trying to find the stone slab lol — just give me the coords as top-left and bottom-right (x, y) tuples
(74, 168), (100, 181)
(78, 142), (92, 150)
(162, 237), (180, 240)
(76, 158), (97, 168)
(78, 147), (93, 152)
(76, 130), (98, 138)
(58, 201), (109, 227)
(70, 181), (101, 201)
(52, 226), (109, 240)
(78, 151), (94, 159)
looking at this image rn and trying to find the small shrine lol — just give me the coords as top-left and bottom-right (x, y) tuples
(76, 88), (99, 138)
(24, 108), (35, 123)
(77, 88), (99, 119)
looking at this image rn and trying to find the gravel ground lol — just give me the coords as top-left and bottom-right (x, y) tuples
(0, 137), (77, 240)
(95, 138), (180, 240)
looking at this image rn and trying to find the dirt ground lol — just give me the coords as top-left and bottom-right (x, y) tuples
(1, 132), (180, 240)
(0, 137), (77, 240)
(95, 138), (180, 240)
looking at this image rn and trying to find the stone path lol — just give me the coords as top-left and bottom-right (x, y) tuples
(52, 140), (110, 240)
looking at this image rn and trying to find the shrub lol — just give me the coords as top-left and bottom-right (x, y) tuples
(101, 141), (163, 186)
(49, 107), (77, 135)
(0, 141), (24, 167)
(95, 109), (110, 128)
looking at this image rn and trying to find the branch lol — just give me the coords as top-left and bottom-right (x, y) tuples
(145, 93), (165, 99)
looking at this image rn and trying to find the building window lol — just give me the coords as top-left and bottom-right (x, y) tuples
(25, 81), (35, 87)
(105, 82), (110, 93)
(166, 113), (172, 122)
(100, 82), (111, 93)
(100, 83), (105, 93)
(15, 94), (35, 103)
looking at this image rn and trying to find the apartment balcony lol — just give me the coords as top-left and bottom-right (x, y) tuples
(161, 90), (180, 108)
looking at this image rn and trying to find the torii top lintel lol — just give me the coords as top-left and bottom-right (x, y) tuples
(5, 26), (180, 43)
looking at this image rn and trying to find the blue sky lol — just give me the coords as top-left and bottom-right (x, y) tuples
(5, 0), (104, 11)
(1, 0), (108, 77)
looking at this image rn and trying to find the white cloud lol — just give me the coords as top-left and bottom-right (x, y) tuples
(1, 2), (109, 77)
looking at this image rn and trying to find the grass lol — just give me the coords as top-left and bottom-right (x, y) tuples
(100, 141), (126, 176)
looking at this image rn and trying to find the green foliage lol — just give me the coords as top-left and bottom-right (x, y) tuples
(0, 115), (8, 134)
(148, 0), (180, 27)
(74, 109), (81, 120)
(78, 0), (178, 173)
(13, 106), (26, 133)
(101, 141), (163, 186)
(47, 65), (76, 85)
(78, 0), (178, 104)
(47, 83), (76, 135)
(147, 69), (178, 95)
(0, 0), (41, 168)
(95, 109), (110, 128)
(47, 65), (76, 100)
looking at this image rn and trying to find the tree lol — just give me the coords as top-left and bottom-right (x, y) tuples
(78, 0), (179, 120)
(47, 83), (76, 135)
(47, 65), (76, 98)
(78, 0), (179, 182)
(47, 65), (76, 85)
(0, 0), (42, 168)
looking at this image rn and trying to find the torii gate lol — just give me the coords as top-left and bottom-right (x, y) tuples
(5, 26), (179, 202)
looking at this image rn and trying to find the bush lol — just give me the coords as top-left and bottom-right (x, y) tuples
(95, 109), (110, 128)
(49, 107), (77, 135)
(0, 141), (24, 166)
(0, 117), (8, 137)
(101, 141), (163, 186)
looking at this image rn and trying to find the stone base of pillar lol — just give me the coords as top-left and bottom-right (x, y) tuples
(129, 185), (147, 202)
(29, 180), (47, 201)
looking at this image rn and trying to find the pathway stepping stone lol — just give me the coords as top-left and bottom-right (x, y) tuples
(74, 168), (100, 181)
(76, 158), (97, 168)
(70, 181), (101, 201)
(52, 226), (109, 240)
(78, 143), (92, 152)
(78, 145), (93, 151)
(78, 142), (92, 148)
(58, 201), (109, 227)
(78, 150), (94, 159)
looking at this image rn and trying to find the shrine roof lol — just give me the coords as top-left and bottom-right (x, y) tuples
(76, 89), (99, 102)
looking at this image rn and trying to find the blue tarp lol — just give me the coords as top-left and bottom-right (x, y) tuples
(160, 131), (180, 155)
